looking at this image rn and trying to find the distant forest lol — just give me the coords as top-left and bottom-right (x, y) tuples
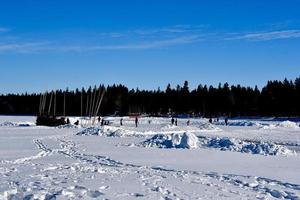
(1, 77), (300, 117)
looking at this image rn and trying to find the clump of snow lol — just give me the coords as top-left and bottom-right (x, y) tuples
(179, 132), (198, 148)
(276, 121), (299, 128)
(142, 132), (198, 149)
(198, 122), (220, 130)
(57, 124), (79, 129)
(142, 133), (295, 155)
(215, 120), (261, 127)
(76, 126), (137, 137)
(0, 121), (34, 127)
(77, 127), (101, 136)
(205, 137), (296, 156)
(0, 121), (17, 127)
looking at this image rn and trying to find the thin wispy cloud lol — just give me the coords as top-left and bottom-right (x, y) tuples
(0, 27), (9, 33)
(0, 25), (207, 54)
(56, 35), (203, 52)
(0, 42), (50, 53)
(133, 25), (206, 35)
(2, 25), (300, 54)
(0, 35), (203, 53)
(228, 30), (300, 41)
(96, 25), (207, 38)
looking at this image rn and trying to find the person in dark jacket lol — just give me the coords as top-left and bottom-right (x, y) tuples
(171, 117), (175, 125)
(135, 117), (138, 128)
(225, 117), (228, 126)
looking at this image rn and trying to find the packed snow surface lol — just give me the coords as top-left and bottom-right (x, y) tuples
(1, 116), (300, 199)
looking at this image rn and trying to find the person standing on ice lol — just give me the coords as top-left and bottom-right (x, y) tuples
(187, 120), (190, 126)
(171, 117), (175, 125)
(175, 118), (178, 126)
(135, 117), (138, 128)
(225, 117), (228, 126)
(120, 118), (123, 126)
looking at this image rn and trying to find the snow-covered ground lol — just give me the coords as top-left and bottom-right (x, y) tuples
(0, 116), (300, 199)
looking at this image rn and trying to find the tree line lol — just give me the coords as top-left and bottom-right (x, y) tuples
(0, 77), (300, 117)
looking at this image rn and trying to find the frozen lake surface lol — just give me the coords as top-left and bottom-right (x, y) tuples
(0, 116), (300, 199)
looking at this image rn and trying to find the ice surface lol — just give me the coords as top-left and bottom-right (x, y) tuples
(0, 115), (300, 199)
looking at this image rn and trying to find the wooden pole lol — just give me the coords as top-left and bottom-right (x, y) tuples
(90, 86), (97, 120)
(39, 93), (42, 116)
(81, 89), (83, 117)
(88, 89), (93, 119)
(63, 92), (66, 117)
(86, 92), (89, 116)
(48, 91), (53, 115)
(54, 91), (56, 117)
(93, 86), (101, 117)
(85, 92), (89, 126)
(93, 88), (105, 124)
(41, 92), (47, 115)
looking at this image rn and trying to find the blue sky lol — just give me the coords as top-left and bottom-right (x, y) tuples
(1, 0), (300, 93)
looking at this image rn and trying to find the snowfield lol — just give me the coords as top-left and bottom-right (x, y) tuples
(0, 116), (300, 199)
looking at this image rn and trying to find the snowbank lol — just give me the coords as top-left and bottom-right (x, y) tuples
(0, 121), (17, 127)
(76, 127), (101, 136)
(76, 126), (138, 137)
(276, 121), (299, 128)
(142, 132), (198, 149)
(142, 133), (295, 156)
(204, 137), (296, 156)
(57, 124), (79, 129)
(215, 120), (261, 127)
(198, 122), (220, 130)
(0, 121), (35, 127)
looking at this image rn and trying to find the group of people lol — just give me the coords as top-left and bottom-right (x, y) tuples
(171, 117), (178, 126)
(170, 118), (191, 126)
(93, 116), (229, 127)
(209, 117), (229, 126)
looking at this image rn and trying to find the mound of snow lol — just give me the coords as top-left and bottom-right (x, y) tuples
(0, 121), (17, 127)
(76, 127), (101, 136)
(142, 132), (198, 149)
(276, 121), (299, 128)
(0, 121), (35, 127)
(216, 120), (261, 127)
(179, 132), (198, 148)
(205, 137), (295, 156)
(76, 126), (137, 137)
(57, 124), (79, 129)
(198, 122), (220, 130)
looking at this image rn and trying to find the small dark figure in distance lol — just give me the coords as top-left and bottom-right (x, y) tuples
(135, 117), (138, 128)
(74, 120), (79, 126)
(217, 117), (219, 122)
(66, 118), (70, 124)
(171, 117), (175, 125)
(175, 119), (178, 126)
(101, 119), (104, 126)
(120, 118), (123, 126)
(98, 116), (101, 123)
(209, 118), (212, 123)
(187, 120), (190, 126)
(225, 118), (228, 126)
